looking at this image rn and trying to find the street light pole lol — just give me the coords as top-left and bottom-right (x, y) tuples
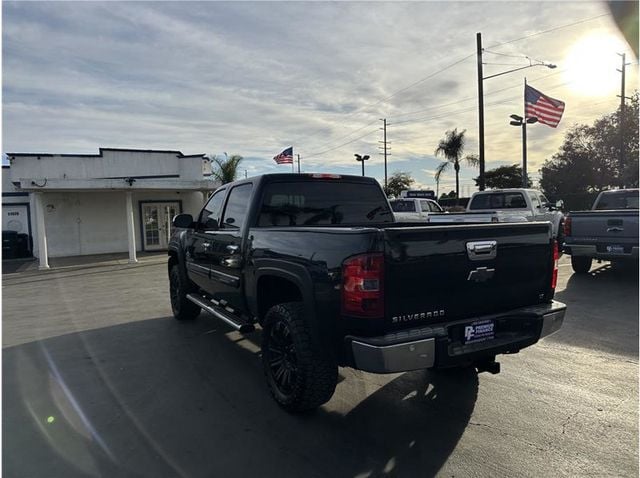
(477, 32), (556, 190)
(510, 112), (538, 187)
(476, 33), (486, 191)
(354, 154), (370, 177)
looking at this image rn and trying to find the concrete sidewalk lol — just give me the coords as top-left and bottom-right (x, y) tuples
(2, 251), (167, 276)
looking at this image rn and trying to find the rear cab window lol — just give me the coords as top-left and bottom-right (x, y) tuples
(257, 180), (392, 226)
(594, 191), (639, 210)
(469, 192), (528, 210)
(390, 200), (417, 213)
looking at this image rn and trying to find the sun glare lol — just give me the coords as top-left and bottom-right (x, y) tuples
(563, 33), (627, 97)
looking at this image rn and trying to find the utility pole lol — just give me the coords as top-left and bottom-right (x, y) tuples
(617, 52), (631, 186)
(244, 169), (248, 179)
(297, 154), (301, 174)
(379, 119), (390, 189)
(476, 32), (486, 191)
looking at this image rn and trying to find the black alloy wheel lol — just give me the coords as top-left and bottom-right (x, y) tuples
(266, 319), (298, 396)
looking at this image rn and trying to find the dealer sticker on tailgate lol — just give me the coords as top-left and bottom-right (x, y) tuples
(463, 320), (495, 344)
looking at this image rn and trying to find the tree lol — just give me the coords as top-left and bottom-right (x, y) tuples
(439, 190), (457, 200)
(539, 93), (639, 197)
(434, 129), (478, 199)
(210, 153), (243, 184)
(474, 164), (531, 189)
(383, 171), (414, 198)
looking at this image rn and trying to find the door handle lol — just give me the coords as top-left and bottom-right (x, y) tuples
(221, 257), (241, 268)
(226, 244), (239, 254)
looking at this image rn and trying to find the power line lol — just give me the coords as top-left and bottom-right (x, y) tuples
(304, 129), (379, 158)
(304, 119), (380, 153)
(299, 14), (609, 159)
(298, 52), (476, 151)
(488, 14), (609, 48)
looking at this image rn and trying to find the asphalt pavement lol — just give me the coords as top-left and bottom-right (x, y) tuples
(2, 256), (638, 477)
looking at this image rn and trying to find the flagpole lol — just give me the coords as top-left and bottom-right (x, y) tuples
(291, 148), (294, 173)
(297, 154), (301, 174)
(523, 77), (528, 188)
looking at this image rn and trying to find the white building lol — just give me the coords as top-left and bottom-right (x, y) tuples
(4, 148), (218, 269)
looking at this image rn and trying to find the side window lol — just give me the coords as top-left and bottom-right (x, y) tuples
(539, 194), (550, 207)
(199, 189), (226, 229)
(420, 201), (430, 212)
(429, 201), (443, 212)
(528, 192), (541, 209)
(222, 183), (253, 230)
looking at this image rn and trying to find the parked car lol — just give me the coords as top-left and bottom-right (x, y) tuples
(389, 197), (444, 222)
(563, 189), (639, 273)
(168, 174), (566, 412)
(429, 188), (565, 241)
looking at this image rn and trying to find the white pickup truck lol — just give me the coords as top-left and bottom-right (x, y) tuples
(389, 198), (444, 222)
(429, 188), (565, 241)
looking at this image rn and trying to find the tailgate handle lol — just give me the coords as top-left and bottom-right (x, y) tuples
(466, 241), (497, 261)
(607, 227), (624, 233)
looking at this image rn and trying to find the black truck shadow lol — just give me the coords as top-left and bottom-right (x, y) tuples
(3, 314), (478, 478)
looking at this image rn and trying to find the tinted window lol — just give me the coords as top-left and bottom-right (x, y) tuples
(222, 183), (254, 229)
(258, 181), (392, 226)
(594, 191), (639, 210)
(199, 189), (226, 229)
(469, 192), (527, 210)
(390, 200), (416, 213)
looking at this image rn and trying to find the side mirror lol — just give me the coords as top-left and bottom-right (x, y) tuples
(173, 213), (194, 228)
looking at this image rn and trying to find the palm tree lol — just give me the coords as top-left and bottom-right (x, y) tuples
(434, 129), (478, 200)
(210, 153), (243, 184)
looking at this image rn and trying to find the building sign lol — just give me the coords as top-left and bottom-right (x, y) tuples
(401, 190), (436, 199)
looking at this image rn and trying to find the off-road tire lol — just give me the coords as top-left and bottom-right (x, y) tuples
(571, 256), (592, 274)
(169, 264), (200, 320)
(262, 302), (337, 413)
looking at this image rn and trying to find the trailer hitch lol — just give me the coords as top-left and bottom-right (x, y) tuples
(475, 359), (501, 375)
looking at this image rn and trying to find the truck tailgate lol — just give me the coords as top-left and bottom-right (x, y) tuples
(570, 210), (639, 240)
(383, 222), (553, 328)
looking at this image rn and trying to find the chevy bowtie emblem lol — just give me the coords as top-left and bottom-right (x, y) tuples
(467, 267), (495, 283)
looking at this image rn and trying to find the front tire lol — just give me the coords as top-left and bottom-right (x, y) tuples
(169, 264), (200, 320)
(571, 256), (592, 274)
(262, 302), (337, 412)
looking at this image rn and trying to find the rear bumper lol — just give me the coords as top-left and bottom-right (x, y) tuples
(346, 301), (566, 374)
(565, 244), (639, 261)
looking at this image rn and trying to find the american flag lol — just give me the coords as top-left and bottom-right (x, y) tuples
(273, 147), (294, 164)
(525, 85), (565, 128)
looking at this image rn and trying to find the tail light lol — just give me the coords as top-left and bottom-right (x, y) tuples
(342, 253), (384, 318)
(563, 216), (572, 237)
(551, 240), (559, 290)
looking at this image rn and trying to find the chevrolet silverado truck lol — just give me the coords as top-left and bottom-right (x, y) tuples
(168, 174), (566, 412)
(564, 189), (639, 273)
(429, 188), (565, 242)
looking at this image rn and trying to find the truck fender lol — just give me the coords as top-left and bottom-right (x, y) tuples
(249, 259), (317, 328)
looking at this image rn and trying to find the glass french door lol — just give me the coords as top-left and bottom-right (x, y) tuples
(142, 202), (180, 250)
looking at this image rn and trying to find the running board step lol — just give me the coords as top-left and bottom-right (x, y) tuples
(187, 293), (255, 333)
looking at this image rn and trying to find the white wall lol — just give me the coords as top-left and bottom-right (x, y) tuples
(37, 190), (206, 257)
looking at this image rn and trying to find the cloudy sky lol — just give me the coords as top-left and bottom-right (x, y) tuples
(2, 1), (638, 193)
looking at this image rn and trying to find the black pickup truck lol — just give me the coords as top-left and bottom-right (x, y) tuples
(168, 174), (566, 412)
